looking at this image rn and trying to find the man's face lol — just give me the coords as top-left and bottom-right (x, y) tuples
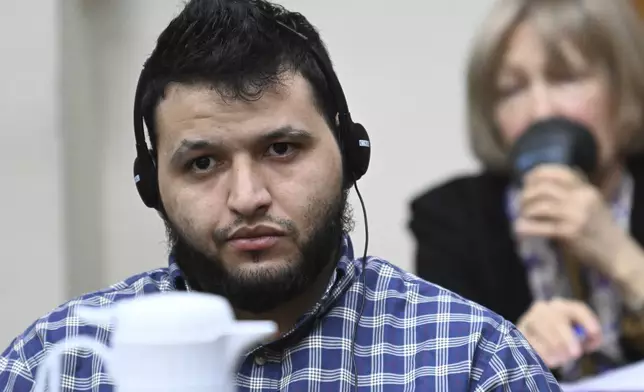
(154, 73), (350, 313)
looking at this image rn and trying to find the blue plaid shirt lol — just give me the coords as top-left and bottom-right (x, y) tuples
(1, 235), (560, 391)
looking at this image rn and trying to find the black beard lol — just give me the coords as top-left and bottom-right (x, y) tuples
(164, 190), (353, 314)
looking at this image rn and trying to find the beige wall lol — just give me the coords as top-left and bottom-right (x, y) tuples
(1, 0), (65, 342)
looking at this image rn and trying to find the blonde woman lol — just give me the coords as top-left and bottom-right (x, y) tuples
(409, 0), (644, 381)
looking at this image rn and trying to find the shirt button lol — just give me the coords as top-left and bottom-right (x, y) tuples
(254, 355), (267, 366)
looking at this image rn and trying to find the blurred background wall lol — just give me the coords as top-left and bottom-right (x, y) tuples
(1, 0), (65, 344)
(0, 0), (497, 343)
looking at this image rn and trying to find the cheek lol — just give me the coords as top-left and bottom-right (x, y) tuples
(559, 93), (617, 164)
(494, 105), (528, 147)
(273, 147), (343, 230)
(159, 176), (220, 242)
(158, 172), (184, 220)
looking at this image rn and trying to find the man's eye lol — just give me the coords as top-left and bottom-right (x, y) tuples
(266, 142), (295, 157)
(190, 156), (216, 172)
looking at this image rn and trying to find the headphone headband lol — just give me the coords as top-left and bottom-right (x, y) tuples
(133, 67), (150, 157)
(272, 20), (351, 123)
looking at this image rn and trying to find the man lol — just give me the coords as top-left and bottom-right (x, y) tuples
(0, 0), (560, 390)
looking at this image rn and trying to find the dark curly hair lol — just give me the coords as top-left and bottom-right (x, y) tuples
(140, 0), (337, 150)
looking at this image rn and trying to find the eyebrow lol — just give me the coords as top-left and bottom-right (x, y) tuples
(169, 126), (313, 166)
(170, 139), (223, 167)
(258, 126), (314, 144)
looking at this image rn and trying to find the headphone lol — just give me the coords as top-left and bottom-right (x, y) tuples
(131, 22), (371, 211)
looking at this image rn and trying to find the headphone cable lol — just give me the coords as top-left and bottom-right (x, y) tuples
(351, 180), (368, 391)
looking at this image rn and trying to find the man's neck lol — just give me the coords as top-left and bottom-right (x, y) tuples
(234, 260), (337, 336)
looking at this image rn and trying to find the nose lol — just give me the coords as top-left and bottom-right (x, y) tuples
(226, 157), (271, 218)
(529, 83), (558, 120)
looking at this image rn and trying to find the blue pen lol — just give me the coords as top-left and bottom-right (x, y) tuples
(573, 325), (586, 340)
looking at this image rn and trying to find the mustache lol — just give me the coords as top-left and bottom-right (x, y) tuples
(212, 215), (299, 244)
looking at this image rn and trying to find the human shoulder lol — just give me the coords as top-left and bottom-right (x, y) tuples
(0, 267), (175, 390)
(29, 267), (174, 348)
(365, 256), (511, 330)
(365, 258), (560, 390)
(409, 171), (508, 217)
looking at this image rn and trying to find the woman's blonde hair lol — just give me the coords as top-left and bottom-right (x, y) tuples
(467, 0), (644, 171)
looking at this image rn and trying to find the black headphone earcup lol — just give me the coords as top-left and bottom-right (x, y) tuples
(343, 122), (371, 182)
(133, 151), (160, 210)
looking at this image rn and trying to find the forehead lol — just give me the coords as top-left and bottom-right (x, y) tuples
(153, 73), (328, 148)
(498, 7), (604, 72)
(495, 29), (600, 86)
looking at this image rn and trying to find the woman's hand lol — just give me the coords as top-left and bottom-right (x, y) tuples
(517, 298), (602, 369)
(515, 164), (627, 275)
(516, 164), (644, 312)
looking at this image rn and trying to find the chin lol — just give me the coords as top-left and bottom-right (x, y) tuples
(236, 249), (298, 266)
(234, 260), (293, 276)
(228, 255), (301, 286)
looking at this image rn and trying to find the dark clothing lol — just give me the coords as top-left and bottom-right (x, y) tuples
(409, 155), (644, 365)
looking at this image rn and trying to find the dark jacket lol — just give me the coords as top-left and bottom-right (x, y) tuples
(409, 155), (644, 364)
